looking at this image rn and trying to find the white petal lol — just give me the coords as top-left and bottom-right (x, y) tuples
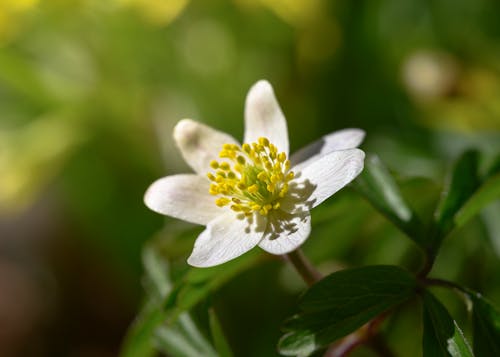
(290, 129), (365, 166)
(187, 213), (266, 267)
(244, 80), (289, 155)
(294, 149), (365, 209)
(259, 211), (311, 255)
(144, 174), (220, 225)
(173, 119), (239, 175)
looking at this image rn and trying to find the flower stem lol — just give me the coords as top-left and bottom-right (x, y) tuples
(285, 249), (322, 286)
(421, 277), (470, 296)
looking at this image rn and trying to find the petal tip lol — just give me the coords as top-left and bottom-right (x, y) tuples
(173, 118), (202, 149)
(173, 118), (196, 138)
(247, 80), (274, 102)
(143, 179), (164, 214)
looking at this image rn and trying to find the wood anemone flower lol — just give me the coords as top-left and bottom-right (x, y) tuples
(144, 80), (365, 267)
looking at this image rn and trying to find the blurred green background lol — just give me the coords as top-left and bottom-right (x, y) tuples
(0, 0), (499, 356)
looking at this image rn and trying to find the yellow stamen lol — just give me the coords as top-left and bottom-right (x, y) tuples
(207, 137), (295, 216)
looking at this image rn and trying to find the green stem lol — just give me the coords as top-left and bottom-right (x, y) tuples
(421, 278), (469, 295)
(285, 249), (322, 286)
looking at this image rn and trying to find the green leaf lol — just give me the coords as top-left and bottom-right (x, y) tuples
(121, 245), (173, 357)
(120, 300), (165, 357)
(422, 291), (473, 357)
(122, 241), (262, 357)
(154, 314), (218, 357)
(429, 150), (500, 254)
(278, 265), (417, 356)
(455, 173), (500, 229)
(352, 155), (424, 248)
(470, 292), (500, 356)
(164, 249), (263, 321)
(434, 150), (481, 237)
(209, 308), (234, 357)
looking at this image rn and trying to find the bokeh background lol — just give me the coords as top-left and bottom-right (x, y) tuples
(1, 0), (499, 356)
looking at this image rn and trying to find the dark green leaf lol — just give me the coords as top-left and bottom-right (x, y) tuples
(278, 265), (417, 356)
(435, 150), (480, 229)
(422, 291), (473, 357)
(209, 308), (234, 357)
(431, 150), (481, 246)
(352, 155), (424, 248)
(470, 292), (500, 356)
(485, 153), (500, 179)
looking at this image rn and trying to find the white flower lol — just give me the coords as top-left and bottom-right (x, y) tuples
(144, 80), (365, 267)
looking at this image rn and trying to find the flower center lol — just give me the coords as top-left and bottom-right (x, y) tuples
(207, 137), (294, 217)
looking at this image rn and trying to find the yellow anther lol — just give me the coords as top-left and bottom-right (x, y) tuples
(237, 182), (246, 190)
(257, 171), (268, 181)
(207, 173), (216, 181)
(236, 156), (246, 165)
(210, 160), (219, 169)
(234, 164), (244, 173)
(259, 137), (269, 146)
(215, 197), (231, 207)
(231, 205), (242, 212)
(208, 138), (296, 215)
(209, 184), (219, 195)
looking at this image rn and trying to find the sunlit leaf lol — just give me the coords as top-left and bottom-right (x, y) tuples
(121, 245), (219, 357)
(455, 174), (500, 229)
(470, 292), (500, 356)
(121, 300), (164, 357)
(154, 314), (218, 357)
(278, 265), (417, 356)
(164, 249), (263, 320)
(121, 245), (174, 357)
(430, 150), (500, 254)
(352, 154), (425, 248)
(422, 291), (473, 357)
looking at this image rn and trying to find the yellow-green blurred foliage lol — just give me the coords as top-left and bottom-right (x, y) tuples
(0, 0), (499, 355)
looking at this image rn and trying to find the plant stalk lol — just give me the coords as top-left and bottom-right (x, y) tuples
(285, 248), (322, 286)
